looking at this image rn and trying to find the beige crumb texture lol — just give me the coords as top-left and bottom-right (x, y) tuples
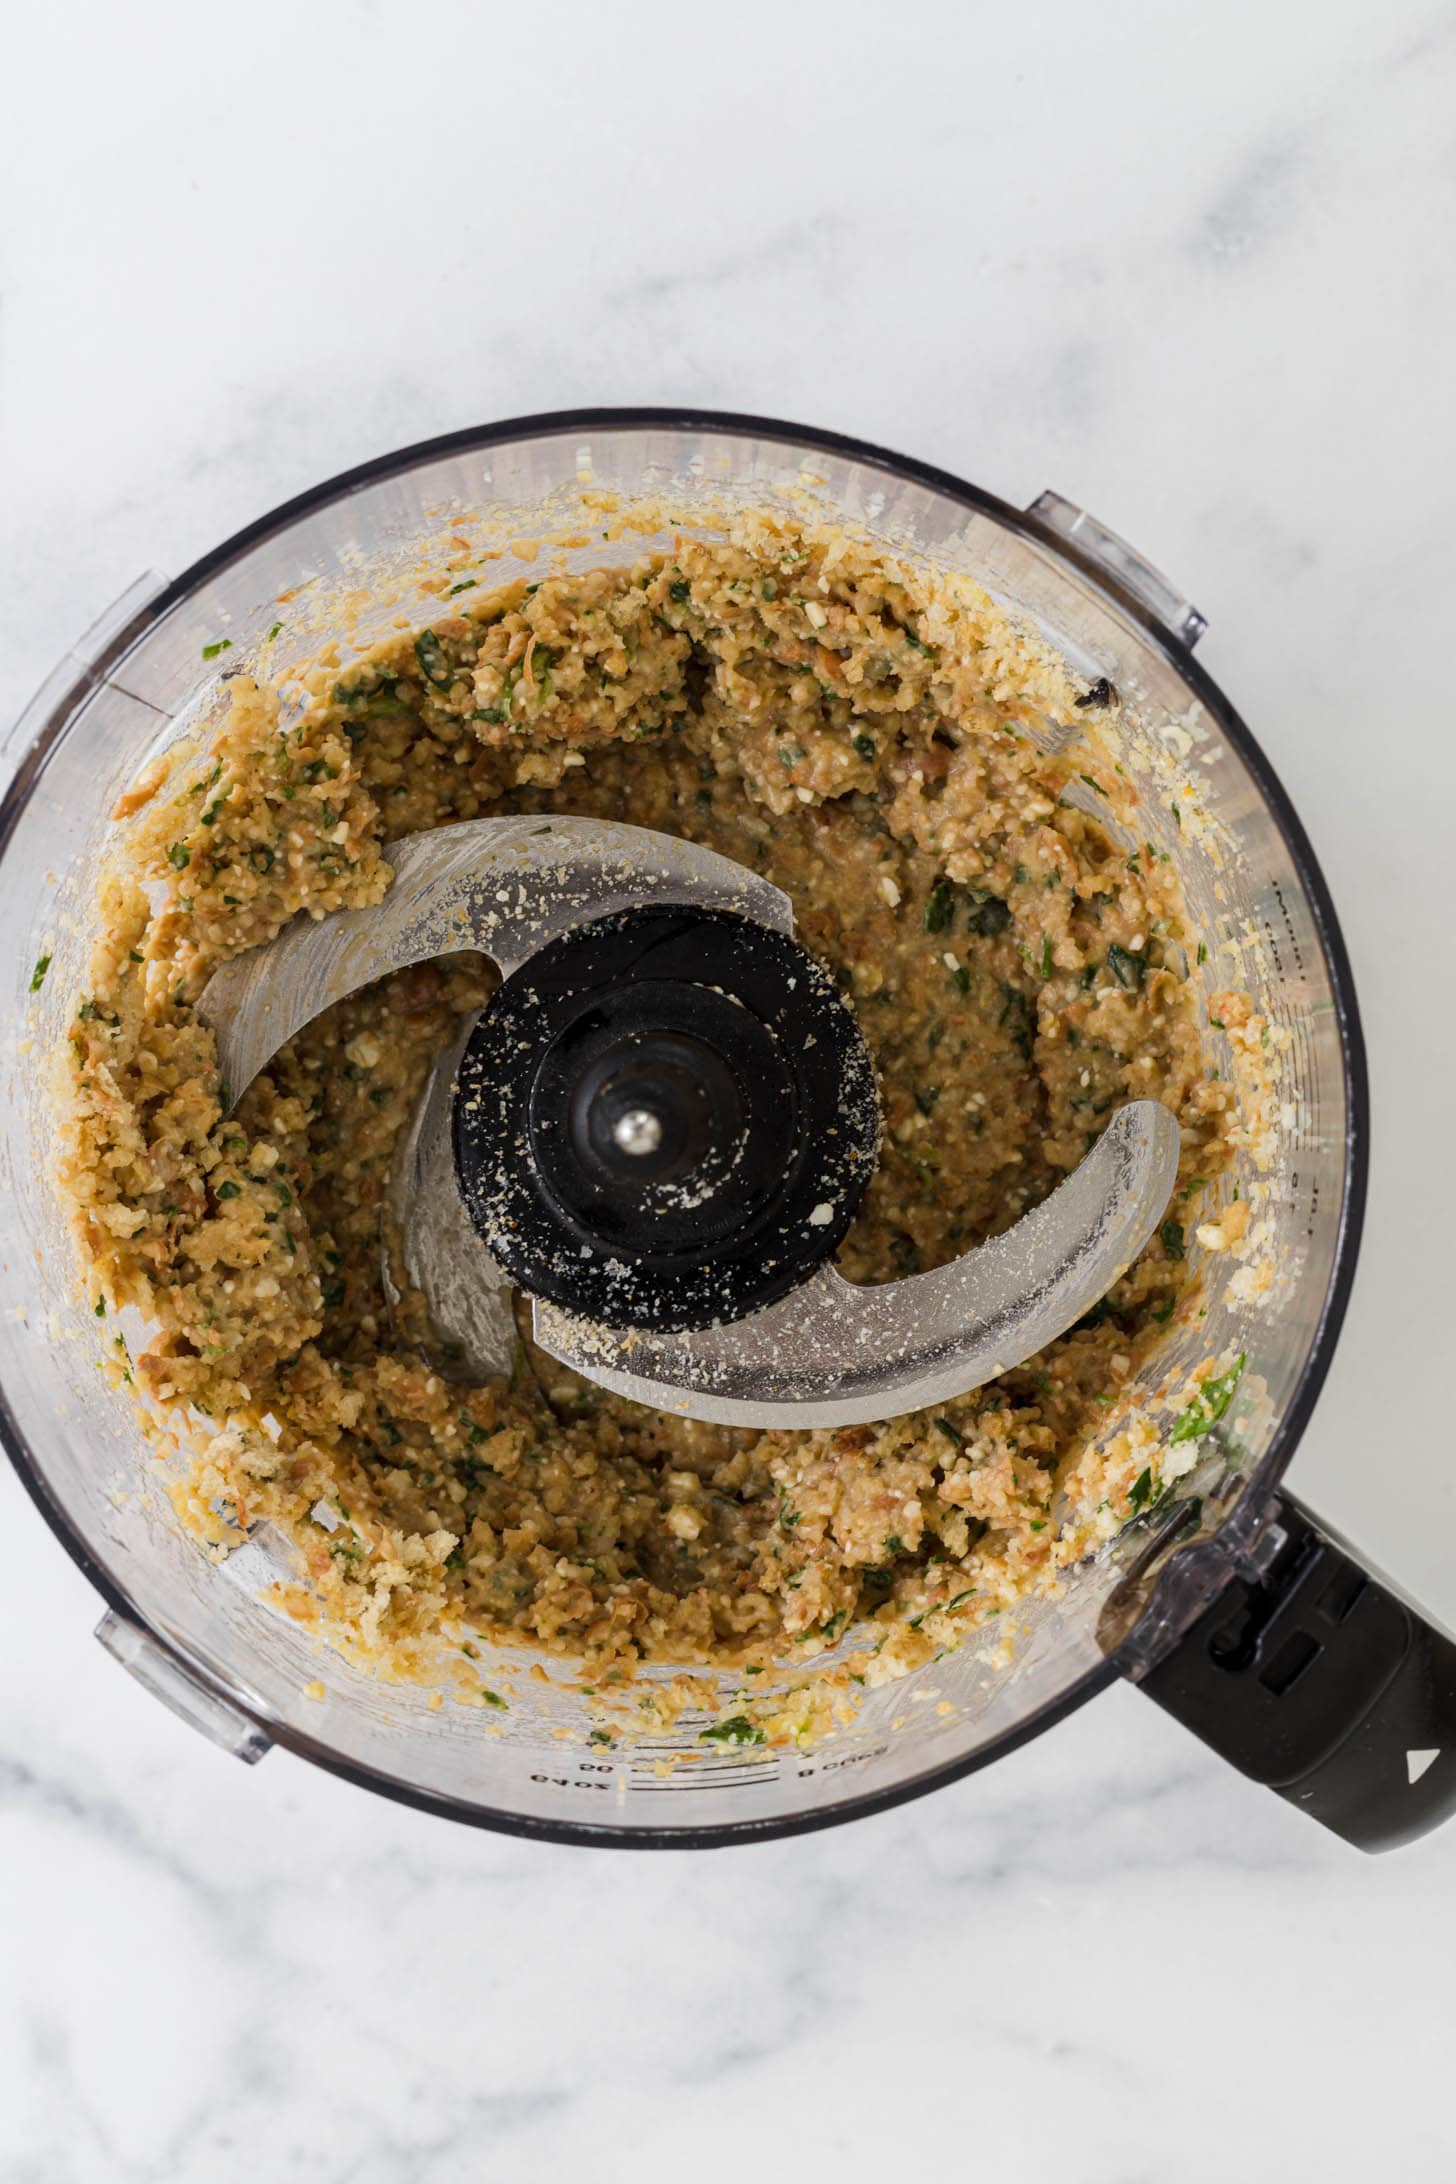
(56, 505), (1265, 1733)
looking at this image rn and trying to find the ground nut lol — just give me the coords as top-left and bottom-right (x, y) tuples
(59, 517), (1226, 1694)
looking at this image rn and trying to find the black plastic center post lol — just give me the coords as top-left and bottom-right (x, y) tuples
(452, 904), (880, 1331)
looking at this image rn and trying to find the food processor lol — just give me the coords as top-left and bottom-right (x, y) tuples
(4, 409), (1450, 1852)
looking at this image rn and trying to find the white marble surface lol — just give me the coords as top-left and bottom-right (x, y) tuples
(3, 2), (1456, 2177)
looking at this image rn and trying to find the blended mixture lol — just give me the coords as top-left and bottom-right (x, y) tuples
(59, 509), (1244, 1703)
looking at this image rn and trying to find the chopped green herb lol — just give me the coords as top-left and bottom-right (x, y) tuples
(1196, 941), (1209, 966)
(201, 638), (232, 661)
(998, 982), (1034, 1058)
(924, 878), (956, 934)
(1128, 1466), (1155, 1513)
(414, 628), (452, 686)
(1107, 943), (1146, 990)
(1040, 934), (1054, 979)
(588, 1728), (613, 1746)
(94, 1295), (106, 1316)
(215, 1180), (241, 1201)
(950, 964), (971, 995)
(166, 843), (190, 870)
(267, 620), (284, 640)
(934, 1416), (963, 1448)
(700, 1715), (764, 1746)
(446, 579), (477, 597)
(967, 895), (1010, 938)
(1170, 1355), (1246, 1445)
(1075, 1296), (1112, 1331)
(248, 846), (275, 874)
(883, 1534), (905, 1555)
(669, 578), (691, 603)
(1159, 1219), (1185, 1260)
(29, 954), (51, 992)
(853, 733), (875, 761)
(1079, 773), (1099, 791)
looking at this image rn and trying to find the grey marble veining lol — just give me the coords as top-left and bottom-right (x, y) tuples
(2, 1), (1454, 2177)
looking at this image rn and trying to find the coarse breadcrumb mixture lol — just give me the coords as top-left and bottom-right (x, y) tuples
(57, 510), (1255, 1707)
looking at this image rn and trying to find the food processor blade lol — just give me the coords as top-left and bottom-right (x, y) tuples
(199, 815), (794, 1107)
(198, 815), (1180, 1423)
(531, 1099), (1179, 1426)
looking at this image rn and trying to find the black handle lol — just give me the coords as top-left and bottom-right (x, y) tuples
(1139, 1495), (1456, 1852)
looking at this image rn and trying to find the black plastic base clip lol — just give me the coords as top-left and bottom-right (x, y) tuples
(1141, 1496), (1456, 1852)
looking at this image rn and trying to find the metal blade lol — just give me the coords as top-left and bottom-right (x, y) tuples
(199, 816), (794, 1109)
(198, 813), (1180, 1431)
(530, 1099), (1181, 1427)
(382, 1016), (517, 1380)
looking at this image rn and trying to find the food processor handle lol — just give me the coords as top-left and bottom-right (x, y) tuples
(2, 569), (172, 764)
(1026, 491), (1208, 651)
(1139, 1495), (1456, 1852)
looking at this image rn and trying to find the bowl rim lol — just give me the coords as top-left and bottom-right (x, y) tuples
(0, 405), (1369, 1848)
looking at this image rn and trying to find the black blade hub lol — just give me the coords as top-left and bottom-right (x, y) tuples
(452, 904), (880, 1332)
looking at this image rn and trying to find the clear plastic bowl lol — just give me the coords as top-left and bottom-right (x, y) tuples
(0, 412), (1365, 1843)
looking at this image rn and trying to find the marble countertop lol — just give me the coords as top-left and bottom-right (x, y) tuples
(3, 2), (1455, 2177)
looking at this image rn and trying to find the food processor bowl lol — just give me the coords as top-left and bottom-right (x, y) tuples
(2, 411), (1443, 1851)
